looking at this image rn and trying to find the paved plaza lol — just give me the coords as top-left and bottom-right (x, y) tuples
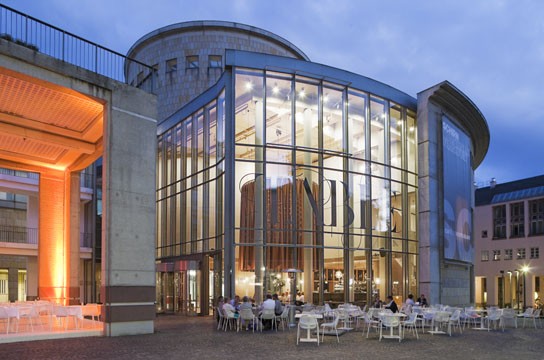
(1, 315), (544, 359)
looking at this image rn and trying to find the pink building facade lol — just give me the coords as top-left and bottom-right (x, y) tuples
(474, 175), (544, 309)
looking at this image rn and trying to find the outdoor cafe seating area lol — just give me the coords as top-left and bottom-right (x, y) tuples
(216, 301), (543, 345)
(0, 301), (102, 343)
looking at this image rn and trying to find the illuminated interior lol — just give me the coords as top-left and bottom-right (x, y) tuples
(156, 63), (418, 309)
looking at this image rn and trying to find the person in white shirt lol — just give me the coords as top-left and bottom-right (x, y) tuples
(223, 297), (237, 317)
(260, 294), (276, 330)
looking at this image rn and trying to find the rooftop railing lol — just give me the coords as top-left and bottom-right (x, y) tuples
(0, 4), (156, 93)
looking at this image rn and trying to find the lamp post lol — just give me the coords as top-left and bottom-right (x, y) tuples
(499, 270), (505, 308)
(515, 270), (520, 311)
(507, 270), (512, 307)
(521, 266), (529, 310)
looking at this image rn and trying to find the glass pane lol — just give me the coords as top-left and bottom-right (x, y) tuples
(235, 69), (264, 145)
(295, 82), (318, 149)
(370, 97), (386, 166)
(266, 76), (292, 146)
(407, 110), (417, 185)
(348, 90), (366, 160)
(323, 87), (343, 152)
(390, 103), (403, 181)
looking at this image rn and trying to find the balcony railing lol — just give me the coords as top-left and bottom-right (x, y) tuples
(80, 232), (92, 248)
(0, 167), (39, 180)
(0, 226), (94, 248)
(0, 225), (37, 245)
(0, 4), (156, 93)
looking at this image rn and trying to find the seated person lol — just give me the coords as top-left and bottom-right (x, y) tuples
(260, 294), (276, 330)
(384, 295), (398, 313)
(223, 297), (237, 317)
(239, 296), (253, 311)
(272, 293), (284, 316)
(417, 294), (428, 307)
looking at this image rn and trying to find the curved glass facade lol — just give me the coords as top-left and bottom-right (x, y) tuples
(156, 54), (418, 311)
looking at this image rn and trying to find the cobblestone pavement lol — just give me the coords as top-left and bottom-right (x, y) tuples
(1, 315), (544, 360)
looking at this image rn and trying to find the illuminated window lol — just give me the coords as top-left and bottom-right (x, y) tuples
(492, 250), (501, 261)
(481, 250), (489, 261)
(504, 249), (513, 260)
(516, 248), (526, 259)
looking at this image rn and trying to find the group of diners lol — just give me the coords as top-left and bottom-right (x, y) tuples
(371, 293), (429, 314)
(216, 293), (287, 330)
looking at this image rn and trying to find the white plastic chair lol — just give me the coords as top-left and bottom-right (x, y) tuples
(320, 312), (340, 343)
(363, 309), (381, 338)
(380, 314), (402, 342)
(485, 308), (502, 331)
(297, 314), (319, 346)
(260, 308), (277, 331)
(277, 305), (291, 331)
(401, 312), (419, 339)
(0, 307), (11, 334)
(216, 306), (225, 330)
(499, 308), (517, 331)
(524, 308), (541, 329)
(238, 308), (259, 332)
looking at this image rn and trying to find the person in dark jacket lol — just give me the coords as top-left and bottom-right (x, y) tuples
(384, 295), (398, 313)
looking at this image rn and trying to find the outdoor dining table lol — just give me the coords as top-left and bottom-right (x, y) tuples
(427, 311), (451, 335)
(471, 308), (489, 330)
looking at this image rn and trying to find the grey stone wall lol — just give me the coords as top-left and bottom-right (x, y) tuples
(128, 25), (306, 121)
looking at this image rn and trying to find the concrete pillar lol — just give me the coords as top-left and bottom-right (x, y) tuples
(38, 170), (80, 304)
(101, 86), (157, 336)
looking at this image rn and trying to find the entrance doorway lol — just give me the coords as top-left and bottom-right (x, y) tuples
(156, 254), (217, 316)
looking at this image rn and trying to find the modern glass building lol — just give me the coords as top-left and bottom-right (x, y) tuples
(127, 21), (490, 315)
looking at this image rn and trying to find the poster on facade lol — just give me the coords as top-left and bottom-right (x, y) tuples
(442, 116), (473, 263)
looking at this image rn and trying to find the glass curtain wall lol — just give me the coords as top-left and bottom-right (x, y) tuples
(233, 67), (417, 307)
(156, 91), (225, 312)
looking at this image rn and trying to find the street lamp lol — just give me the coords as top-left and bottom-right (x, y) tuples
(515, 270), (520, 311)
(521, 266), (529, 310)
(499, 270), (505, 308)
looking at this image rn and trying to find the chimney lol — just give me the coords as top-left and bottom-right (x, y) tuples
(490, 178), (497, 189)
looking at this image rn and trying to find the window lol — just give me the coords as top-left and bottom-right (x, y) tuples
(186, 55), (199, 69)
(492, 250), (501, 261)
(504, 249), (513, 260)
(510, 202), (525, 237)
(493, 205), (506, 239)
(516, 248), (526, 259)
(531, 247), (539, 259)
(166, 58), (177, 73)
(209, 55), (222, 68)
(481, 250), (489, 261)
(481, 230), (488, 238)
(529, 199), (544, 235)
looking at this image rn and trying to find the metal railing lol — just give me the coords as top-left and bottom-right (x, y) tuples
(0, 4), (156, 93)
(80, 232), (92, 248)
(0, 225), (37, 245)
(0, 226), (94, 248)
(0, 167), (39, 180)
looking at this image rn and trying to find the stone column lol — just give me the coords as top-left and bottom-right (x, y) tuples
(38, 169), (80, 304)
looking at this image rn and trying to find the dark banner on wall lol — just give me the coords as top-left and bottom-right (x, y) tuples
(442, 116), (473, 263)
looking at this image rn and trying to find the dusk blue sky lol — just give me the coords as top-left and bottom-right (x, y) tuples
(3, 0), (543, 186)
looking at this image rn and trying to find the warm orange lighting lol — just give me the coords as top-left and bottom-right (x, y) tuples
(39, 171), (68, 304)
